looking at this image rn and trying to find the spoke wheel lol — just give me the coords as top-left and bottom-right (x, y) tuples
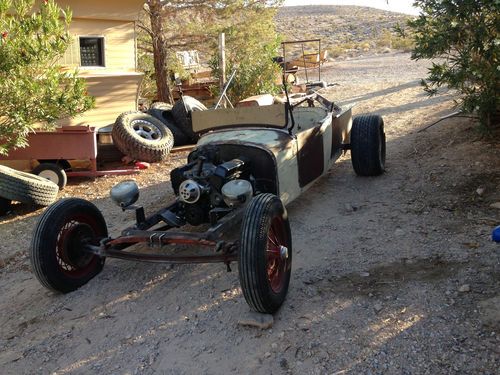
(239, 193), (292, 314)
(30, 198), (107, 293)
(266, 217), (290, 293)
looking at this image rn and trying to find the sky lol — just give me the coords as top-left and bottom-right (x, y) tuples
(283, 0), (420, 15)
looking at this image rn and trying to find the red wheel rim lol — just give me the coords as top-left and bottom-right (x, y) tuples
(55, 214), (102, 278)
(266, 216), (289, 293)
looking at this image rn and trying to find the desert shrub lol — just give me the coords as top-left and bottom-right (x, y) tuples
(406, 0), (499, 129)
(210, 38), (282, 104)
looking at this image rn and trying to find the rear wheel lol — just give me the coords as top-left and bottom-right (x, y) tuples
(32, 163), (67, 189)
(350, 114), (386, 176)
(30, 198), (108, 293)
(239, 194), (292, 313)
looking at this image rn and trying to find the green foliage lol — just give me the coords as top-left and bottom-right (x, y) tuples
(0, 0), (94, 155)
(407, 0), (499, 129)
(375, 28), (414, 52)
(209, 2), (283, 103)
(137, 0), (283, 104)
(210, 40), (282, 104)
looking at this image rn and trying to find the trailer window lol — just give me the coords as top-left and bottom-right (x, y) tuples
(79, 37), (105, 67)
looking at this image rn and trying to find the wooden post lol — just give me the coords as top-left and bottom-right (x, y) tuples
(218, 33), (226, 108)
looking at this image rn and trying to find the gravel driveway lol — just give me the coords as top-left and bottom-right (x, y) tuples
(0, 52), (499, 375)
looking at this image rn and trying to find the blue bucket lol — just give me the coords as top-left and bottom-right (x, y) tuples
(493, 226), (500, 243)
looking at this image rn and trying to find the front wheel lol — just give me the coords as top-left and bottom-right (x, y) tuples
(30, 198), (108, 293)
(350, 114), (386, 176)
(239, 194), (292, 314)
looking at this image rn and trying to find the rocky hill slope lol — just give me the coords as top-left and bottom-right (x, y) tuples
(276, 5), (414, 58)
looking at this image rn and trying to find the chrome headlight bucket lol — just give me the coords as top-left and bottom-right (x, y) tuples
(221, 179), (253, 207)
(110, 180), (139, 208)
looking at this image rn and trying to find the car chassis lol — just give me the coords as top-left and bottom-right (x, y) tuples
(30, 90), (386, 314)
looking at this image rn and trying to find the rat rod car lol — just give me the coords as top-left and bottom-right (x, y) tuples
(30, 91), (386, 314)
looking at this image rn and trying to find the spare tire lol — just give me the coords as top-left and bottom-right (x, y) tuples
(147, 109), (190, 146)
(112, 111), (174, 162)
(0, 165), (59, 206)
(150, 101), (172, 111)
(171, 96), (207, 142)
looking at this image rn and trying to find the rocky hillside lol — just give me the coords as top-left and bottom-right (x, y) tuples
(275, 5), (415, 58)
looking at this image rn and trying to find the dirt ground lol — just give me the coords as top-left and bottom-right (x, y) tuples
(1, 53), (499, 375)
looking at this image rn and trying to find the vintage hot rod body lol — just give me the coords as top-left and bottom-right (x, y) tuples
(30, 93), (385, 314)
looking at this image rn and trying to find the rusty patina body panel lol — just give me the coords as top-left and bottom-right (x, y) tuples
(195, 104), (353, 205)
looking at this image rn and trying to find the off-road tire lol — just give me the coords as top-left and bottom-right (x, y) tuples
(239, 193), (292, 314)
(351, 115), (386, 176)
(0, 165), (59, 206)
(30, 198), (107, 293)
(32, 163), (68, 190)
(171, 96), (207, 143)
(112, 111), (174, 162)
(147, 109), (190, 146)
(0, 197), (11, 216)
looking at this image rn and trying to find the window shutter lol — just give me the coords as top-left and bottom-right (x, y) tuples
(59, 37), (81, 67)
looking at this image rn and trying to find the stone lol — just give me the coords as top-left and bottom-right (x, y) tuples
(489, 202), (500, 210)
(279, 358), (289, 369)
(394, 228), (405, 236)
(476, 187), (485, 196)
(478, 296), (500, 329)
(458, 284), (470, 293)
(359, 271), (370, 278)
(344, 203), (355, 212)
(374, 302), (383, 313)
(238, 311), (274, 330)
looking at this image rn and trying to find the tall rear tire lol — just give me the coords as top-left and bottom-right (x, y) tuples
(171, 96), (207, 143)
(30, 198), (108, 293)
(112, 111), (174, 162)
(350, 114), (386, 176)
(0, 165), (59, 206)
(239, 194), (292, 314)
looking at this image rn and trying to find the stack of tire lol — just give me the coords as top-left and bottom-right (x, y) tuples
(0, 165), (59, 216)
(112, 96), (207, 163)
